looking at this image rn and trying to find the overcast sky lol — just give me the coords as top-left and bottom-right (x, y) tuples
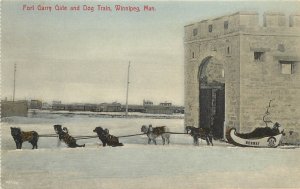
(2, 1), (299, 105)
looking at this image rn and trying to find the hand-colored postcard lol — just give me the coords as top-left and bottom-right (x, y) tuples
(1, 1), (300, 188)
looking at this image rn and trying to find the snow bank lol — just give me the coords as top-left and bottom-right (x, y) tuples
(2, 114), (300, 189)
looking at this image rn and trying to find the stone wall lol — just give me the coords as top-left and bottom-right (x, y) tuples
(184, 11), (300, 134)
(184, 32), (241, 129)
(239, 33), (300, 132)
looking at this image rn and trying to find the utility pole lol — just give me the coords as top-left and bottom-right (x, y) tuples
(125, 61), (130, 117)
(13, 63), (16, 102)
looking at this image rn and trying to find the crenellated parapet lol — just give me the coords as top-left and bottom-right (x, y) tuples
(263, 12), (286, 27)
(185, 11), (300, 42)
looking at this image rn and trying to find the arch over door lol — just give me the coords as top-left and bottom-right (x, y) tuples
(198, 56), (225, 139)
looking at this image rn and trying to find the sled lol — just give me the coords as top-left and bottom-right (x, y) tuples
(226, 128), (282, 148)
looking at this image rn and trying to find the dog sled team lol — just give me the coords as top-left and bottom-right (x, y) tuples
(10, 121), (287, 149)
(10, 123), (215, 149)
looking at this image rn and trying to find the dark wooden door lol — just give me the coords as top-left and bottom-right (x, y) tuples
(199, 88), (212, 129)
(212, 89), (225, 139)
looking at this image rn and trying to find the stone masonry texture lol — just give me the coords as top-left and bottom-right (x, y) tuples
(184, 11), (300, 135)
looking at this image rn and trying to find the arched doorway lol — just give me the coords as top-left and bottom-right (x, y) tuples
(198, 56), (225, 139)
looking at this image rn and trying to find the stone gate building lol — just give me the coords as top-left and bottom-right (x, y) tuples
(184, 11), (300, 139)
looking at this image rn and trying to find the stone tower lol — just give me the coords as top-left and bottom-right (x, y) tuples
(184, 11), (300, 138)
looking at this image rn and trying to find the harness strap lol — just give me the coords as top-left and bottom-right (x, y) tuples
(163, 132), (188, 135)
(117, 133), (146, 138)
(74, 136), (98, 140)
(39, 135), (59, 137)
(34, 132), (188, 139)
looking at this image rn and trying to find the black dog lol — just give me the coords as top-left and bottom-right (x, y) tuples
(10, 127), (39, 149)
(93, 127), (123, 147)
(185, 126), (213, 146)
(54, 125), (85, 148)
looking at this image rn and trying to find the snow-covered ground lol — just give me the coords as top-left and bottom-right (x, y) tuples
(1, 112), (300, 189)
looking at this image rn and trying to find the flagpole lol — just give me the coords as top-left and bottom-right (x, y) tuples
(13, 64), (16, 102)
(125, 61), (130, 117)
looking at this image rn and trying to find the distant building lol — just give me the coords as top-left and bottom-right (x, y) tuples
(30, 100), (42, 109)
(42, 102), (51, 110)
(1, 100), (28, 117)
(143, 101), (173, 114)
(141, 100), (184, 114)
(83, 104), (97, 112)
(52, 103), (66, 110)
(143, 100), (153, 107)
(144, 105), (173, 114)
(172, 106), (185, 114)
(68, 104), (85, 111)
(126, 105), (145, 112)
(48, 100), (183, 115)
(97, 102), (122, 112)
(64, 104), (97, 111)
(52, 101), (61, 105)
(159, 102), (172, 107)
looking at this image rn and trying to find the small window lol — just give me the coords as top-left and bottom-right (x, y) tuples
(193, 28), (198, 36)
(224, 21), (229, 30)
(280, 61), (295, 74)
(227, 46), (230, 54)
(254, 52), (265, 61)
(208, 24), (213, 32)
(277, 44), (285, 52)
(192, 52), (195, 58)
